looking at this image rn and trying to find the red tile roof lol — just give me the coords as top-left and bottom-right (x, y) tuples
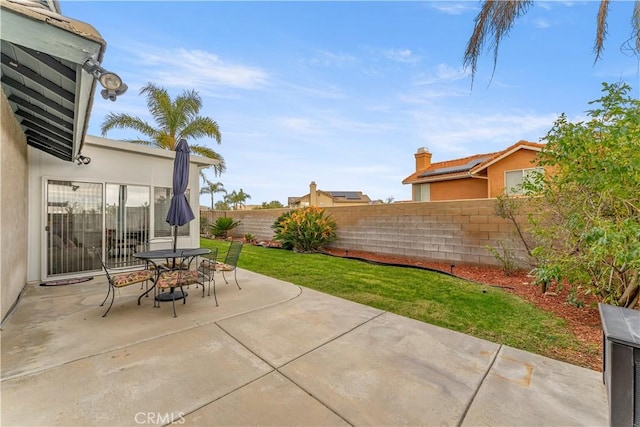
(402, 140), (544, 184)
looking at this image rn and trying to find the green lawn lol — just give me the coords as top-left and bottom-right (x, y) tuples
(202, 238), (598, 366)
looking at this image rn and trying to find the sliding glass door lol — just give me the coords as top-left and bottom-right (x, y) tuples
(45, 181), (151, 278)
(46, 180), (103, 276)
(105, 184), (150, 264)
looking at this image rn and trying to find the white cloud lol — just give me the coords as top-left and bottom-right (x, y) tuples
(277, 117), (319, 135)
(532, 18), (551, 29)
(307, 50), (358, 67)
(410, 109), (558, 158)
(429, 2), (476, 15)
(276, 80), (347, 100)
(133, 47), (269, 91)
(383, 48), (420, 64)
(435, 64), (469, 81)
(412, 64), (470, 86)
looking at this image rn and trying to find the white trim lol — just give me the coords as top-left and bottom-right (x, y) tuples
(41, 176), (105, 281)
(504, 167), (543, 195)
(85, 135), (219, 168)
(471, 144), (543, 175)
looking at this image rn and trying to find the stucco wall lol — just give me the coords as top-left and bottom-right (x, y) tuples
(487, 150), (540, 198)
(1, 91), (29, 322)
(27, 135), (210, 282)
(429, 177), (488, 201)
(201, 199), (532, 268)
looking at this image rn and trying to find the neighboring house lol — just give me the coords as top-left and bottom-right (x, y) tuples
(0, 1), (217, 322)
(289, 181), (372, 208)
(402, 140), (545, 202)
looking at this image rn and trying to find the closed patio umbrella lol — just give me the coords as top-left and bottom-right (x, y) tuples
(166, 139), (195, 252)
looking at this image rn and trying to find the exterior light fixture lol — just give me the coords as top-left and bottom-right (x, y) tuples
(82, 58), (128, 101)
(75, 154), (91, 165)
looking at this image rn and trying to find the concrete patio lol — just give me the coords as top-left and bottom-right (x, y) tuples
(1, 268), (608, 426)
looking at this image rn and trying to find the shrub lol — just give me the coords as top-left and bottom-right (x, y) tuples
(272, 207), (337, 253)
(486, 242), (520, 276)
(211, 216), (240, 238)
(526, 82), (640, 308)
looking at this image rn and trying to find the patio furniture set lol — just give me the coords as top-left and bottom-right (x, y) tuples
(97, 241), (243, 318)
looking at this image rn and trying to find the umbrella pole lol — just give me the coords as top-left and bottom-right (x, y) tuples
(173, 225), (178, 252)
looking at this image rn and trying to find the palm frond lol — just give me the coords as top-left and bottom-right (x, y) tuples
(141, 83), (173, 132)
(633, 0), (640, 54)
(100, 82), (223, 159)
(179, 117), (222, 143)
(190, 144), (226, 176)
(463, 0), (532, 87)
(594, 0), (610, 61)
(100, 113), (157, 138)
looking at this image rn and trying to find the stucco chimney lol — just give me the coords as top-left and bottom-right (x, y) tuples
(415, 147), (432, 172)
(309, 181), (318, 207)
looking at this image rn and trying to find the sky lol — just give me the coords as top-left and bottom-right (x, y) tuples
(60, 1), (639, 207)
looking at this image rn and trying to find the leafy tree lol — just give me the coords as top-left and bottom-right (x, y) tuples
(526, 82), (640, 308)
(200, 178), (226, 210)
(215, 200), (230, 211)
(257, 200), (285, 209)
(272, 207), (337, 253)
(464, 1), (640, 84)
(100, 83), (225, 175)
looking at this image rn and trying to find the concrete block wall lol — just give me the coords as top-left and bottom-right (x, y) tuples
(201, 208), (289, 241)
(200, 199), (532, 267)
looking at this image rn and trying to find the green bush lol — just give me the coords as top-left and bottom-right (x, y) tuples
(211, 216), (240, 238)
(527, 82), (640, 308)
(272, 207), (337, 253)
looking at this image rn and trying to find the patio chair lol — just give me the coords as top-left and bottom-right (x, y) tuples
(155, 251), (201, 317)
(97, 252), (155, 318)
(215, 240), (243, 290)
(197, 248), (219, 305)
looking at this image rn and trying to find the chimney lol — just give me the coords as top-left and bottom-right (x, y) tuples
(415, 147), (432, 172)
(309, 181), (318, 207)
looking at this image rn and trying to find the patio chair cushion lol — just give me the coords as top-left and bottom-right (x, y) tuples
(157, 270), (200, 289)
(199, 259), (216, 273)
(215, 262), (235, 272)
(112, 269), (154, 288)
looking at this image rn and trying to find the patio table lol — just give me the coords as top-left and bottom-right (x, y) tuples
(134, 248), (210, 303)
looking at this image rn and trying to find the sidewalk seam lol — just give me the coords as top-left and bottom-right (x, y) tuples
(457, 344), (501, 427)
(215, 310), (386, 426)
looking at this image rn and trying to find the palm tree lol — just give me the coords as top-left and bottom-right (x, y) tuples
(100, 83), (226, 175)
(200, 178), (226, 210)
(236, 188), (251, 210)
(225, 189), (252, 210)
(464, 0), (640, 85)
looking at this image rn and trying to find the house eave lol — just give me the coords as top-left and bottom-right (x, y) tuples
(1, 0), (106, 162)
(84, 135), (221, 168)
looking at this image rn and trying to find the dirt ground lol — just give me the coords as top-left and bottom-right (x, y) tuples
(322, 248), (603, 371)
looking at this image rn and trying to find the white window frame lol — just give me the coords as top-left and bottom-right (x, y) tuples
(504, 167), (543, 195)
(413, 183), (430, 202)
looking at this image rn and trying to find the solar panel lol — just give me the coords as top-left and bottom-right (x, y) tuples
(329, 191), (362, 200)
(418, 156), (490, 178)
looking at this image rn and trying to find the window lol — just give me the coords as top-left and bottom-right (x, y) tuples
(105, 184), (150, 259)
(505, 168), (543, 195)
(154, 187), (190, 238)
(413, 183), (430, 202)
